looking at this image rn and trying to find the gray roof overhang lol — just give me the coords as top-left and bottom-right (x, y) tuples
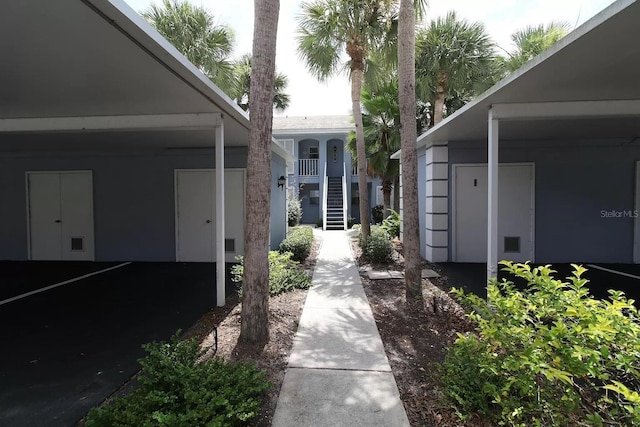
(392, 0), (640, 158)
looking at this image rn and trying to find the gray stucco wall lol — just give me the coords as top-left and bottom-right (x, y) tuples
(299, 183), (320, 225)
(0, 147), (250, 261)
(270, 153), (288, 249)
(448, 139), (640, 263)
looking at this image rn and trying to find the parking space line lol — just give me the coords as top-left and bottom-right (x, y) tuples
(0, 262), (132, 306)
(586, 264), (640, 280)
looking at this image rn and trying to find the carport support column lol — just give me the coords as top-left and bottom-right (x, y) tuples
(487, 109), (499, 282)
(215, 121), (225, 307)
(425, 144), (449, 262)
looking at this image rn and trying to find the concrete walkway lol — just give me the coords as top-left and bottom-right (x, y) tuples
(272, 230), (409, 427)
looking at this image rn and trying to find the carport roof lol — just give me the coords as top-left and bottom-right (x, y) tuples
(392, 0), (640, 158)
(0, 0), (292, 156)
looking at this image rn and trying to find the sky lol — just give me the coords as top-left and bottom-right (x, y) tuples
(122, 0), (616, 117)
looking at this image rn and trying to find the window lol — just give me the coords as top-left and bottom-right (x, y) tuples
(309, 146), (319, 159)
(310, 190), (319, 205)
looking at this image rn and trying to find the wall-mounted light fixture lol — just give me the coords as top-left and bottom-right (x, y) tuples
(277, 175), (286, 190)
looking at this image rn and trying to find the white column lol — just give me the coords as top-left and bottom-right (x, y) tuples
(425, 144), (449, 262)
(215, 121), (225, 307)
(487, 109), (499, 282)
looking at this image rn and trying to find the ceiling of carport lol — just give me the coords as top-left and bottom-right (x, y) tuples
(0, 0), (249, 148)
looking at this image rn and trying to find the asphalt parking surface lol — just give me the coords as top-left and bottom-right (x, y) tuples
(435, 262), (640, 304)
(0, 261), (237, 427)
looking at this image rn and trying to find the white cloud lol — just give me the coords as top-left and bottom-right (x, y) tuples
(124, 0), (615, 116)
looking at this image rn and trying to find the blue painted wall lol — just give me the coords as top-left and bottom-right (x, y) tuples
(299, 183), (320, 224)
(448, 139), (640, 263)
(0, 146), (278, 261)
(270, 153), (288, 249)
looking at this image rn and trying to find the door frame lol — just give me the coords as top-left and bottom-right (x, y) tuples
(174, 168), (246, 262)
(25, 170), (95, 261)
(634, 161), (640, 263)
(451, 162), (535, 263)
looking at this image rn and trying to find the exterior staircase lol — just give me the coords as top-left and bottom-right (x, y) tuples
(325, 177), (345, 230)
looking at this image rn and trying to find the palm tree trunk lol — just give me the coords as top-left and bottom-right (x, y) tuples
(382, 178), (393, 218)
(351, 66), (370, 239)
(399, 0), (422, 299)
(434, 82), (446, 125)
(393, 176), (400, 213)
(239, 0), (280, 346)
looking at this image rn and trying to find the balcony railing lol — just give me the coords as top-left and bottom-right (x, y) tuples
(352, 163), (358, 175)
(298, 158), (319, 176)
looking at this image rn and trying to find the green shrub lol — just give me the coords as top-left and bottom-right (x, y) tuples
(441, 262), (640, 427)
(372, 205), (384, 224)
(231, 250), (311, 296)
(279, 226), (314, 262)
(85, 333), (269, 427)
(316, 217), (323, 228)
(360, 225), (393, 264)
(347, 216), (357, 228)
(287, 190), (302, 227)
(381, 209), (400, 238)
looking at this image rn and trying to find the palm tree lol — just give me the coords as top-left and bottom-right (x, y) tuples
(297, 0), (399, 240)
(239, 0), (280, 346)
(503, 22), (569, 72)
(232, 54), (291, 112)
(398, 0), (422, 298)
(415, 11), (495, 125)
(347, 82), (400, 218)
(143, 0), (237, 94)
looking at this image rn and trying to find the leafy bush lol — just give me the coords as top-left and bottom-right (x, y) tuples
(381, 209), (400, 238)
(360, 225), (393, 264)
(85, 334), (269, 427)
(372, 204), (384, 224)
(347, 216), (357, 228)
(279, 226), (314, 262)
(231, 250), (311, 296)
(287, 190), (302, 227)
(441, 262), (640, 427)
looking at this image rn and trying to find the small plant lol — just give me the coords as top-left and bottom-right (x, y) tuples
(360, 225), (393, 264)
(316, 217), (323, 228)
(441, 262), (640, 426)
(85, 333), (269, 427)
(231, 250), (311, 296)
(347, 216), (357, 228)
(287, 188), (302, 227)
(381, 209), (400, 238)
(372, 204), (384, 224)
(279, 226), (314, 262)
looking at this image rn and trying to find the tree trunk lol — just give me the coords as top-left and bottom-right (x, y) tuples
(239, 0), (280, 346)
(393, 176), (400, 213)
(351, 66), (370, 239)
(382, 178), (393, 218)
(433, 80), (446, 125)
(398, 0), (422, 300)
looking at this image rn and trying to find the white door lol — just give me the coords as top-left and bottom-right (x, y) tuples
(454, 164), (534, 263)
(28, 171), (94, 261)
(176, 170), (215, 262)
(175, 169), (245, 262)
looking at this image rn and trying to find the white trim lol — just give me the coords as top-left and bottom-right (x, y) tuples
(635, 161), (640, 263)
(487, 113), (499, 281)
(450, 162), (535, 264)
(25, 170), (95, 261)
(491, 100), (640, 120)
(0, 262), (131, 306)
(215, 123), (225, 307)
(0, 113), (222, 133)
